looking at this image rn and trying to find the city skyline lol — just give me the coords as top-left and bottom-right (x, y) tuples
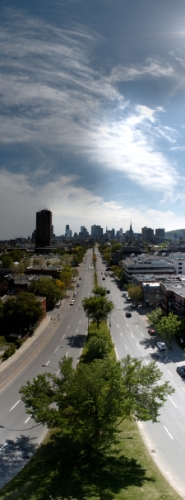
(0, 0), (185, 239)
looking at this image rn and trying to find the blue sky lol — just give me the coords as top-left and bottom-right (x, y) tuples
(0, 0), (185, 238)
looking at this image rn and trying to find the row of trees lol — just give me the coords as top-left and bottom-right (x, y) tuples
(0, 292), (44, 336)
(20, 285), (174, 452)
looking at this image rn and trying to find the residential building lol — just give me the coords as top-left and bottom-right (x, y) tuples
(36, 209), (52, 248)
(160, 277), (185, 319)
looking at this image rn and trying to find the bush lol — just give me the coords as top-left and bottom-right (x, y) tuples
(15, 338), (23, 349)
(1, 344), (16, 361)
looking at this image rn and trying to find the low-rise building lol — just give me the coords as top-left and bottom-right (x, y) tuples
(122, 256), (175, 283)
(160, 277), (185, 319)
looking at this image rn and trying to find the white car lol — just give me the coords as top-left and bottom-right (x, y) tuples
(70, 299), (75, 305)
(157, 342), (167, 351)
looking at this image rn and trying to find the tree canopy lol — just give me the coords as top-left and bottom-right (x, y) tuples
(60, 265), (73, 295)
(126, 285), (143, 303)
(82, 296), (114, 328)
(29, 277), (63, 310)
(147, 307), (163, 327)
(20, 355), (174, 450)
(92, 286), (107, 297)
(157, 312), (181, 348)
(3, 292), (44, 332)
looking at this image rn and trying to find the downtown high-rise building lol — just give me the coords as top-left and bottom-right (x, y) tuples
(35, 209), (52, 247)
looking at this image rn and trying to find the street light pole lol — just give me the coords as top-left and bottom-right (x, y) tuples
(109, 308), (121, 329)
(42, 364), (61, 377)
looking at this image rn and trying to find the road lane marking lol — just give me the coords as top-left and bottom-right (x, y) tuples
(54, 346), (59, 353)
(181, 386), (185, 392)
(62, 334), (65, 339)
(131, 333), (134, 339)
(9, 400), (20, 411)
(125, 344), (128, 351)
(117, 324), (119, 328)
(67, 326), (70, 329)
(164, 425), (173, 440)
(167, 369), (173, 378)
(140, 332), (144, 337)
(145, 359), (149, 365)
(79, 320), (81, 324)
(136, 343), (140, 351)
(75, 329), (78, 333)
(136, 325), (138, 328)
(24, 416), (31, 424)
(120, 332), (123, 337)
(46, 360), (50, 366)
(168, 396), (177, 408)
(66, 351), (69, 357)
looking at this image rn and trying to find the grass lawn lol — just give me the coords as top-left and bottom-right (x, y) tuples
(0, 418), (182, 500)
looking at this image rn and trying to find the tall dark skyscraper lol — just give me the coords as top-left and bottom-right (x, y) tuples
(35, 209), (52, 247)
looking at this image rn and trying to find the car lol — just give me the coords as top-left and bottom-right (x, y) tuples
(125, 312), (132, 318)
(131, 304), (137, 309)
(157, 341), (166, 351)
(176, 365), (185, 378)
(102, 277), (105, 280)
(77, 283), (80, 287)
(126, 296), (131, 302)
(148, 328), (156, 335)
(106, 290), (110, 294)
(70, 299), (75, 305)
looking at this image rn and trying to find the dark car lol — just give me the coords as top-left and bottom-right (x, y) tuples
(106, 290), (110, 293)
(102, 277), (105, 280)
(131, 304), (138, 309)
(148, 328), (156, 335)
(176, 366), (185, 378)
(125, 312), (132, 318)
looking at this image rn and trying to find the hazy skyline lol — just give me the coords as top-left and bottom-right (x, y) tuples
(0, 0), (185, 239)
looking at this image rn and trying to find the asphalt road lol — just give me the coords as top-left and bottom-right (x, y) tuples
(96, 249), (185, 498)
(0, 249), (94, 488)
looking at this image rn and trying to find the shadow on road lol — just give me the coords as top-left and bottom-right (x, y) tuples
(66, 334), (86, 348)
(0, 434), (38, 489)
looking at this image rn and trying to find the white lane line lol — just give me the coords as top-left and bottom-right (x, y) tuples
(117, 324), (119, 328)
(145, 359), (149, 365)
(66, 351), (69, 357)
(120, 332), (123, 337)
(46, 360), (50, 366)
(67, 326), (70, 329)
(131, 333), (134, 339)
(168, 396), (177, 408)
(75, 328), (78, 333)
(24, 416), (31, 424)
(125, 344), (128, 351)
(136, 343), (140, 351)
(79, 320), (81, 324)
(164, 425), (174, 440)
(140, 332), (144, 337)
(62, 334), (65, 339)
(115, 348), (118, 359)
(167, 369), (173, 378)
(181, 386), (185, 392)
(54, 346), (59, 353)
(136, 325), (138, 328)
(9, 400), (20, 412)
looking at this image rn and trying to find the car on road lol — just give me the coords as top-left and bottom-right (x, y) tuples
(148, 328), (156, 335)
(70, 299), (75, 305)
(157, 341), (166, 351)
(106, 290), (110, 293)
(176, 365), (185, 378)
(125, 296), (131, 302)
(102, 277), (105, 280)
(125, 312), (132, 318)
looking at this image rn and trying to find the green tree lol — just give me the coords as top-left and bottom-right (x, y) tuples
(60, 265), (73, 296)
(83, 334), (114, 362)
(147, 307), (163, 327)
(3, 292), (44, 332)
(29, 277), (63, 310)
(20, 355), (174, 450)
(0, 254), (13, 269)
(8, 249), (24, 262)
(82, 296), (114, 329)
(126, 285), (143, 303)
(157, 312), (181, 348)
(92, 286), (107, 297)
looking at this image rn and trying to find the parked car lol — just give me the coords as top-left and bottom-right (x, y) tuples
(102, 277), (105, 280)
(106, 289), (110, 293)
(126, 297), (131, 302)
(176, 365), (185, 378)
(125, 312), (132, 318)
(157, 342), (166, 351)
(148, 328), (156, 335)
(70, 299), (75, 305)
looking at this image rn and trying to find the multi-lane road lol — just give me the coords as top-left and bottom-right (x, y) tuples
(0, 250), (94, 487)
(0, 247), (185, 497)
(96, 249), (185, 498)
